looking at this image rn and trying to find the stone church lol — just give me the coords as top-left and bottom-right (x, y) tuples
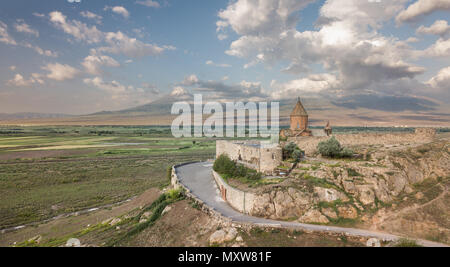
(280, 98), (313, 138)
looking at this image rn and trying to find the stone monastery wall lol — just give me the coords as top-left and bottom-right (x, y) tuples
(216, 140), (282, 174)
(289, 128), (437, 156)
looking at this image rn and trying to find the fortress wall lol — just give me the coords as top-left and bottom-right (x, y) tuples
(260, 147), (283, 173)
(290, 128), (436, 156)
(212, 170), (255, 215)
(216, 140), (260, 166)
(216, 140), (283, 174)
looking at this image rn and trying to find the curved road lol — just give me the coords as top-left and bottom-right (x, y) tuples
(176, 162), (448, 247)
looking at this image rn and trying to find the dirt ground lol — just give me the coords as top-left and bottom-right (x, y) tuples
(121, 200), (366, 247)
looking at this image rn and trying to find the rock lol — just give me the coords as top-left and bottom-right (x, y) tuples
(366, 238), (381, 247)
(314, 187), (348, 202)
(109, 218), (121, 226)
(337, 205), (358, 219)
(209, 230), (227, 244)
(415, 192), (424, 200)
(66, 238), (81, 247)
(236, 236), (243, 242)
(140, 211), (153, 223)
(209, 228), (238, 244)
(162, 206), (172, 215)
(102, 218), (113, 225)
(225, 227), (238, 241)
(299, 209), (329, 224)
(321, 208), (338, 219)
(28, 235), (42, 244)
(357, 186), (375, 205)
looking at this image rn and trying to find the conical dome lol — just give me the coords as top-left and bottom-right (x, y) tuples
(291, 98), (308, 116)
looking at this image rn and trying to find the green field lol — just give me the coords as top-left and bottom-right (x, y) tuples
(0, 126), (215, 229)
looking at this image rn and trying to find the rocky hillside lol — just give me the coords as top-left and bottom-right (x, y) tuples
(247, 137), (449, 243)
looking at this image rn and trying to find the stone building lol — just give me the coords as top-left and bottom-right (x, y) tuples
(280, 98), (313, 138)
(216, 140), (282, 175)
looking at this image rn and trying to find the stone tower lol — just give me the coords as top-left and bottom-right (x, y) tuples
(290, 98), (309, 131)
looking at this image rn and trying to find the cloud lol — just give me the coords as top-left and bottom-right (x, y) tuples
(105, 6), (130, 19)
(422, 38), (450, 57)
(42, 63), (79, 81)
(270, 74), (340, 99)
(9, 66), (16, 71)
(7, 73), (44, 87)
(417, 20), (450, 38)
(97, 31), (167, 58)
(80, 11), (103, 24)
(49, 11), (103, 44)
(22, 42), (58, 57)
(218, 0), (426, 99)
(206, 60), (231, 68)
(427, 66), (450, 99)
(396, 0), (450, 23)
(136, 0), (160, 8)
(49, 11), (174, 59)
(179, 74), (266, 100)
(84, 77), (157, 107)
(0, 21), (17, 45)
(0, 20), (57, 57)
(181, 74), (199, 86)
(33, 13), (45, 18)
(14, 19), (39, 37)
(82, 51), (120, 75)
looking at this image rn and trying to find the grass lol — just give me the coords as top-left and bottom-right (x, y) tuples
(0, 126), (215, 229)
(393, 238), (422, 247)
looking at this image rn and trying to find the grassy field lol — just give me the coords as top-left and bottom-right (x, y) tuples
(0, 126), (215, 229)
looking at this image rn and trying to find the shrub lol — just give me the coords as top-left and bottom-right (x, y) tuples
(214, 154), (262, 180)
(283, 142), (304, 163)
(317, 137), (354, 158)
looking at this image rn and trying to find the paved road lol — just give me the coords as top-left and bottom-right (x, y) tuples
(176, 162), (448, 247)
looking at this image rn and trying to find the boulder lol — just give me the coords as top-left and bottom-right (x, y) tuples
(209, 227), (238, 245)
(314, 187), (349, 202)
(337, 205), (358, 219)
(299, 209), (329, 224)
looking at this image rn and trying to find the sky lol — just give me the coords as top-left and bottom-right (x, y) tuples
(0, 0), (449, 116)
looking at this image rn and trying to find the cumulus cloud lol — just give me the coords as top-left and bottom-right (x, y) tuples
(23, 42), (58, 57)
(14, 19), (39, 37)
(396, 0), (450, 24)
(423, 38), (450, 57)
(42, 63), (79, 81)
(49, 11), (174, 59)
(7, 73), (44, 87)
(427, 66), (450, 99)
(97, 31), (166, 58)
(105, 6), (130, 19)
(270, 74), (340, 99)
(136, 0), (160, 8)
(50, 11), (103, 44)
(80, 11), (103, 24)
(0, 21), (17, 45)
(417, 20), (450, 38)
(82, 51), (120, 75)
(218, 0), (426, 99)
(84, 77), (157, 107)
(1, 20), (57, 57)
